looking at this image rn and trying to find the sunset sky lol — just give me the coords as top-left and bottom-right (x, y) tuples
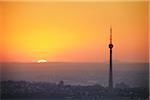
(0, 1), (149, 63)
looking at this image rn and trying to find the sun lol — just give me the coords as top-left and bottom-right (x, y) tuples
(37, 59), (47, 63)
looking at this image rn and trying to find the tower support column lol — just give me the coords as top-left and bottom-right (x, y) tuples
(109, 48), (113, 89)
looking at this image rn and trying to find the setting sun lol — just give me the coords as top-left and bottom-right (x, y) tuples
(37, 59), (47, 63)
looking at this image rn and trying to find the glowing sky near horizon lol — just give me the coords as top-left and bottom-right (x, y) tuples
(0, 1), (148, 62)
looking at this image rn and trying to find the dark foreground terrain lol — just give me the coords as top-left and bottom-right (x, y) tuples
(1, 81), (149, 100)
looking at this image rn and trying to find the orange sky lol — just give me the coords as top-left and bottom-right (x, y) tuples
(0, 1), (149, 63)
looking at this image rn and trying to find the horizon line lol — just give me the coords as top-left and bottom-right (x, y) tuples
(0, 61), (149, 63)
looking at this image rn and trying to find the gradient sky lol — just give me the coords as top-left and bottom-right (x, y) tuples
(0, 1), (149, 62)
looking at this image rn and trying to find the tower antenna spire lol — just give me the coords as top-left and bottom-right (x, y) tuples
(110, 26), (112, 44)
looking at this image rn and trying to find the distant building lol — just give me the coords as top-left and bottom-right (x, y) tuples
(58, 80), (64, 86)
(115, 82), (130, 89)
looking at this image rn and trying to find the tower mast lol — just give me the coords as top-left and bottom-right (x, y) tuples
(108, 27), (114, 89)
